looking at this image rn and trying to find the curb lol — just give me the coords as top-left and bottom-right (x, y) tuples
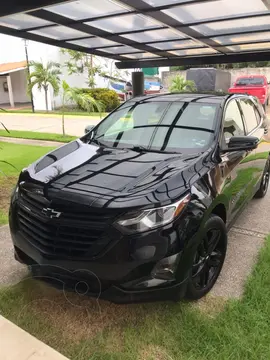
(0, 136), (65, 147)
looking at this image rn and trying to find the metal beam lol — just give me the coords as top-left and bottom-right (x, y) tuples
(0, 0), (68, 17)
(29, 9), (178, 58)
(199, 27), (270, 40)
(0, 25), (125, 61)
(119, 0), (232, 54)
(116, 51), (270, 69)
(175, 11), (270, 29)
(61, 26), (165, 44)
(117, 41), (270, 55)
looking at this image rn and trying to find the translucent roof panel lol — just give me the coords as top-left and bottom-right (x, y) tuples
(0, 14), (52, 30)
(163, 0), (268, 24)
(169, 48), (218, 56)
(68, 38), (120, 48)
(99, 46), (143, 54)
(212, 32), (270, 45)
(122, 28), (186, 43)
(30, 26), (90, 40)
(123, 52), (161, 59)
(86, 14), (161, 33)
(142, 0), (199, 5)
(192, 15), (270, 36)
(227, 42), (270, 52)
(152, 39), (203, 50)
(46, 0), (131, 20)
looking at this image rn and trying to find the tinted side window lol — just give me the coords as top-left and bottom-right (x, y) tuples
(239, 99), (258, 133)
(223, 99), (245, 142)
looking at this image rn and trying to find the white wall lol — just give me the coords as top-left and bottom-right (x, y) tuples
(0, 77), (10, 104)
(162, 67), (270, 90)
(10, 69), (29, 103)
(0, 34), (132, 110)
(32, 86), (53, 111)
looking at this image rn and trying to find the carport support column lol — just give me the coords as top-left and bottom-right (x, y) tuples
(7, 75), (14, 108)
(132, 71), (144, 97)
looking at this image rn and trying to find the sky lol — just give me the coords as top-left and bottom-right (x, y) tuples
(0, 34), (62, 64)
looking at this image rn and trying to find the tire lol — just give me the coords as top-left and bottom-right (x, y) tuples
(185, 215), (227, 301)
(254, 160), (270, 198)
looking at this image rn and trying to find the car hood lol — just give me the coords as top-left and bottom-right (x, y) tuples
(24, 139), (207, 209)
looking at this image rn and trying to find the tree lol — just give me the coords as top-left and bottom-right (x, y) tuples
(60, 80), (104, 136)
(28, 61), (61, 112)
(169, 75), (196, 92)
(61, 49), (130, 88)
(61, 49), (102, 88)
(100, 58), (130, 87)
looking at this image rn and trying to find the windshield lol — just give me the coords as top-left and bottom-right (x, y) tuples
(235, 77), (265, 86)
(90, 101), (218, 153)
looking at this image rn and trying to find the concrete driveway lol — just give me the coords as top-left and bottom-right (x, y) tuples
(0, 113), (101, 137)
(1, 110), (270, 139)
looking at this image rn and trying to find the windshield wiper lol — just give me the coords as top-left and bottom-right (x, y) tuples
(129, 145), (149, 152)
(90, 137), (106, 147)
(129, 146), (180, 154)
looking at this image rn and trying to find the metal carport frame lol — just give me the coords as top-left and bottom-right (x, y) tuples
(1, 0), (270, 69)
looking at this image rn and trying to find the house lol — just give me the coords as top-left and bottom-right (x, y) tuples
(0, 34), (164, 111)
(0, 60), (29, 109)
(0, 34), (132, 111)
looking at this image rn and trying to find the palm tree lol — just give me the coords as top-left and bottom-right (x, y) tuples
(61, 81), (104, 136)
(169, 75), (196, 92)
(28, 61), (61, 112)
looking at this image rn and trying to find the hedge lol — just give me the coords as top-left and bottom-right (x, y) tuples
(78, 88), (120, 112)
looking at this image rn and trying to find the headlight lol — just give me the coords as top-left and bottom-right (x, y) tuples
(115, 194), (190, 234)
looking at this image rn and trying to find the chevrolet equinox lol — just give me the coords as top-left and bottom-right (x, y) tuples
(9, 93), (270, 303)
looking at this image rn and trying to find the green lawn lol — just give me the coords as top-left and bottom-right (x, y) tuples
(0, 235), (269, 359)
(241, 151), (269, 164)
(0, 142), (55, 225)
(0, 130), (76, 143)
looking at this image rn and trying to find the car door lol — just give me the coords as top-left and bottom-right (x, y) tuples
(219, 98), (254, 225)
(238, 98), (266, 193)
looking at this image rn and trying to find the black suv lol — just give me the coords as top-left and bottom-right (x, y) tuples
(9, 93), (270, 303)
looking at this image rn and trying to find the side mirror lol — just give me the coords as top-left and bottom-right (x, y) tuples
(85, 125), (94, 134)
(221, 136), (259, 153)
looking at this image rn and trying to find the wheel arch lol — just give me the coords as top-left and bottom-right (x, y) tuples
(211, 203), (227, 224)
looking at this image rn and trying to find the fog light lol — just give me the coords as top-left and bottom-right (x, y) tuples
(151, 253), (181, 281)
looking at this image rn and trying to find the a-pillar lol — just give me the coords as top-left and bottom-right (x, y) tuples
(7, 75), (14, 108)
(132, 71), (144, 97)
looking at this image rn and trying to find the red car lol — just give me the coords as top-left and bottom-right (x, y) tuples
(229, 75), (270, 109)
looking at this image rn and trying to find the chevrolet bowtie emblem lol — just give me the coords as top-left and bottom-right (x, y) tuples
(42, 208), (61, 219)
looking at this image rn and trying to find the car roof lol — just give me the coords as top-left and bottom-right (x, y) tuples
(131, 92), (232, 104)
(237, 75), (265, 78)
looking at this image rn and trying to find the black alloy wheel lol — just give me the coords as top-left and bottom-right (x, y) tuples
(185, 215), (227, 300)
(255, 160), (270, 198)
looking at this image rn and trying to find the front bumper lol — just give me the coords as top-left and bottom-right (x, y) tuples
(9, 192), (195, 303)
(14, 245), (187, 303)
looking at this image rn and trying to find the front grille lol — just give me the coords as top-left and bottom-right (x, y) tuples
(17, 190), (115, 259)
